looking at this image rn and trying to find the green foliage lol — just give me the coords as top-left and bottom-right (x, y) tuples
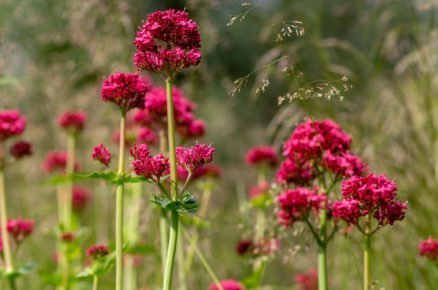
(151, 191), (199, 215)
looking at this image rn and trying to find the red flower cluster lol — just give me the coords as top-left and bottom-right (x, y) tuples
(57, 111), (87, 134)
(418, 237), (438, 261)
(176, 144), (215, 173)
(130, 144), (170, 182)
(277, 187), (326, 227)
(134, 9), (201, 74)
(209, 280), (245, 290)
(245, 146), (278, 168)
(277, 119), (367, 185)
(177, 164), (222, 182)
(0, 110), (26, 142)
(331, 174), (407, 226)
(7, 218), (34, 244)
(178, 119), (206, 140)
(136, 127), (159, 145)
(42, 151), (79, 174)
(72, 186), (92, 212)
(92, 144), (111, 167)
(294, 269), (318, 290)
(86, 244), (110, 260)
(9, 141), (33, 159)
(101, 73), (151, 112)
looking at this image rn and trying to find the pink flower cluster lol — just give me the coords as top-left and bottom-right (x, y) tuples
(86, 244), (110, 260)
(276, 119), (367, 185)
(177, 164), (222, 182)
(133, 86), (205, 140)
(42, 151), (79, 174)
(101, 73), (151, 112)
(294, 269), (318, 290)
(134, 9), (201, 74)
(92, 144), (111, 167)
(418, 237), (438, 261)
(72, 186), (93, 212)
(57, 111), (87, 134)
(0, 110), (26, 142)
(130, 144), (170, 182)
(209, 280), (244, 290)
(245, 146), (278, 168)
(331, 174), (407, 226)
(137, 127), (159, 145)
(176, 144), (215, 173)
(9, 141), (33, 159)
(7, 218), (34, 244)
(277, 187), (326, 227)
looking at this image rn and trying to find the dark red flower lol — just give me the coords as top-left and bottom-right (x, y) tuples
(86, 245), (110, 260)
(235, 240), (254, 256)
(9, 141), (33, 159)
(61, 232), (75, 243)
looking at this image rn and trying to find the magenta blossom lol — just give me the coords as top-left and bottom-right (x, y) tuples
(245, 146), (278, 168)
(42, 151), (79, 174)
(101, 72), (151, 112)
(136, 127), (159, 145)
(86, 245), (110, 260)
(130, 144), (170, 182)
(134, 9), (201, 75)
(9, 141), (33, 159)
(72, 186), (93, 212)
(92, 144), (111, 167)
(178, 119), (206, 139)
(209, 279), (245, 290)
(276, 159), (317, 186)
(330, 199), (362, 224)
(7, 218), (34, 244)
(0, 110), (26, 142)
(322, 151), (368, 177)
(418, 238), (438, 261)
(176, 144), (215, 173)
(57, 111), (87, 134)
(294, 269), (318, 290)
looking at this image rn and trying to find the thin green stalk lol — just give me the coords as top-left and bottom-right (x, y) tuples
(364, 214), (372, 290)
(0, 167), (14, 273)
(163, 78), (180, 290)
(318, 210), (328, 290)
(64, 134), (75, 230)
(159, 130), (168, 275)
(115, 113), (126, 290)
(124, 256), (137, 290)
(182, 228), (224, 290)
(92, 275), (98, 290)
(177, 221), (188, 290)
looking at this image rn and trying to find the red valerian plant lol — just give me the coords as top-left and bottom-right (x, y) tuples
(92, 144), (112, 167)
(130, 144), (170, 183)
(209, 279), (245, 290)
(72, 186), (93, 212)
(418, 237), (438, 261)
(57, 111), (87, 135)
(0, 110), (26, 142)
(294, 269), (318, 290)
(42, 151), (80, 174)
(9, 141), (33, 159)
(245, 146), (278, 168)
(176, 144), (215, 174)
(6, 218), (34, 244)
(87, 245), (110, 260)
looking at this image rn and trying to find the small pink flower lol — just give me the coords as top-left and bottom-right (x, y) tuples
(276, 159), (316, 185)
(92, 144), (111, 167)
(419, 238), (438, 261)
(322, 151), (368, 177)
(130, 144), (170, 182)
(9, 141), (33, 159)
(134, 9), (201, 75)
(209, 279), (245, 290)
(176, 144), (215, 173)
(101, 73), (151, 112)
(330, 199), (363, 224)
(86, 244), (110, 260)
(72, 186), (92, 212)
(245, 146), (278, 167)
(7, 218), (34, 244)
(57, 111), (87, 134)
(295, 269), (318, 290)
(178, 119), (206, 139)
(0, 110), (26, 142)
(42, 151), (80, 174)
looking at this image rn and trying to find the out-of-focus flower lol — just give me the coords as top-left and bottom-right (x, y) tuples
(277, 187), (326, 227)
(72, 186), (92, 212)
(42, 151), (79, 174)
(418, 238), (438, 261)
(249, 181), (270, 199)
(209, 279), (245, 290)
(176, 144), (215, 173)
(134, 9), (201, 75)
(0, 110), (26, 142)
(57, 111), (87, 134)
(321, 151), (368, 177)
(245, 146), (278, 168)
(235, 240), (254, 256)
(61, 232), (75, 243)
(136, 127), (159, 145)
(177, 164), (222, 182)
(130, 144), (169, 182)
(294, 269), (318, 290)
(86, 245), (110, 260)
(92, 144), (111, 167)
(178, 119), (206, 140)
(101, 73), (151, 112)
(9, 141), (33, 159)
(7, 218), (34, 244)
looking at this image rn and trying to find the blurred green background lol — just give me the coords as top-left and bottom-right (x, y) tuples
(0, 0), (437, 289)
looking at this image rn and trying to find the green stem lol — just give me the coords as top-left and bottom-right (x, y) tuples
(364, 214), (372, 290)
(115, 113), (126, 290)
(92, 275), (98, 290)
(124, 255), (137, 290)
(159, 130), (169, 275)
(318, 210), (328, 290)
(0, 164), (14, 274)
(163, 78), (180, 290)
(182, 228), (223, 290)
(177, 221), (188, 290)
(64, 134), (75, 230)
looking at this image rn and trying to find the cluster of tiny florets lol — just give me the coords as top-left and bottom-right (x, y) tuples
(6, 218), (35, 244)
(418, 237), (438, 261)
(0, 110), (26, 142)
(176, 144), (215, 173)
(72, 186), (93, 212)
(9, 141), (33, 159)
(134, 9), (201, 75)
(57, 111), (87, 134)
(209, 279), (245, 290)
(130, 144), (170, 182)
(245, 146), (278, 168)
(86, 244), (110, 260)
(101, 73), (151, 112)
(92, 144), (112, 167)
(294, 269), (318, 290)
(42, 151), (79, 174)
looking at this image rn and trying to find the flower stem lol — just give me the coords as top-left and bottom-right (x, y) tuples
(0, 166), (14, 274)
(92, 275), (99, 290)
(318, 210), (328, 290)
(159, 129), (168, 275)
(177, 221), (188, 290)
(162, 78), (180, 290)
(364, 214), (372, 290)
(64, 134), (75, 230)
(115, 113), (126, 290)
